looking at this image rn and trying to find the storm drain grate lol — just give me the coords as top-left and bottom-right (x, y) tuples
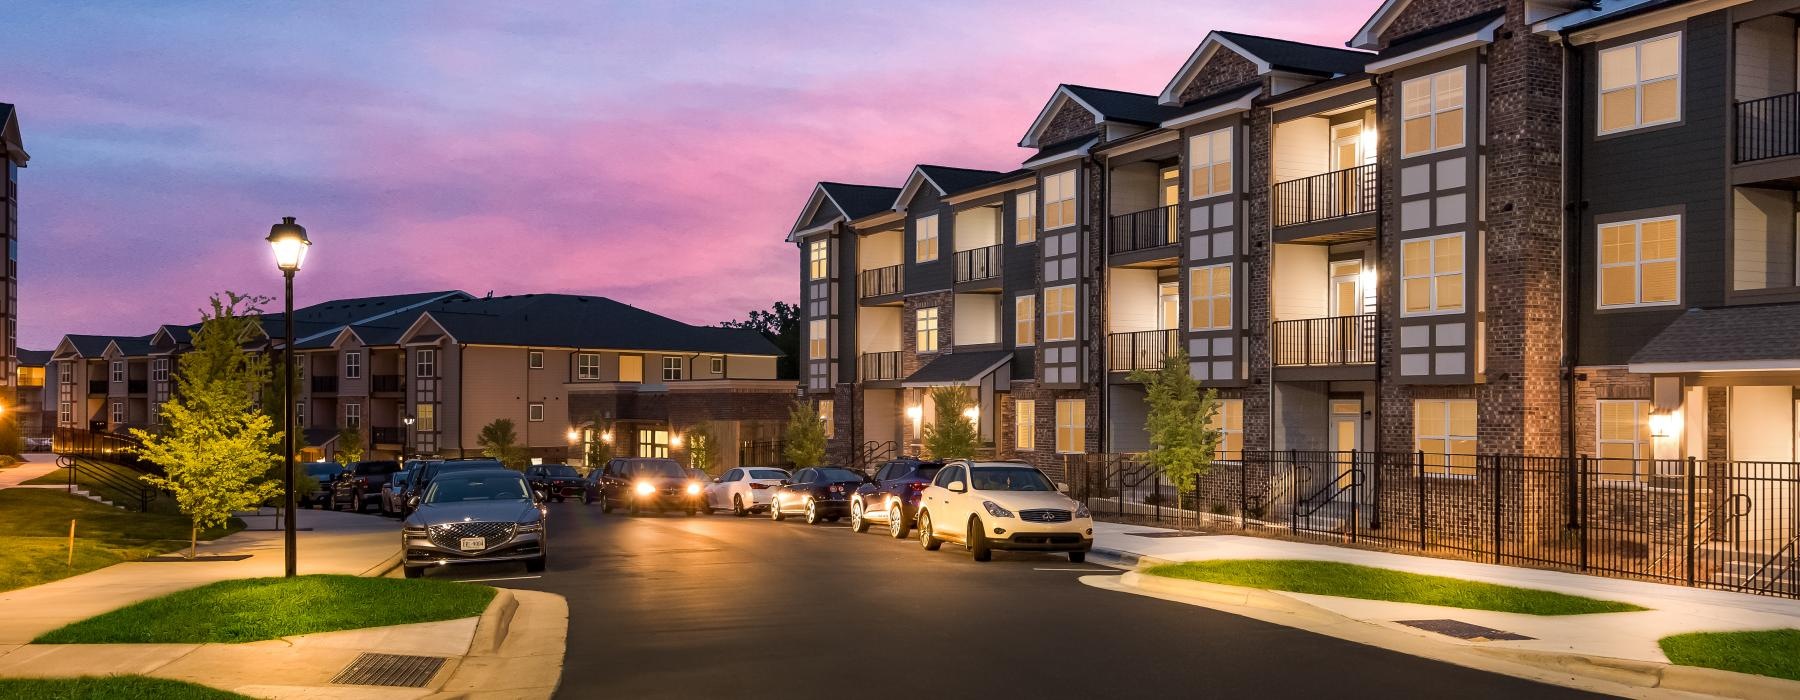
(330, 653), (447, 687)
(1397, 619), (1535, 642)
(1124, 531), (1207, 538)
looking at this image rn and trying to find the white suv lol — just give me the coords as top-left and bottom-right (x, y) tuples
(915, 461), (1094, 562)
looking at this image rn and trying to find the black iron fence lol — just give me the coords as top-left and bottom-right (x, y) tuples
(1108, 204), (1179, 254)
(1736, 91), (1800, 163)
(311, 375), (339, 393)
(1062, 450), (1800, 599)
(371, 426), (405, 445)
(1271, 314), (1377, 367)
(859, 264), (902, 298)
(1271, 163), (1378, 227)
(954, 245), (1002, 283)
(1106, 329), (1181, 372)
(87, 380), (106, 395)
(371, 374), (404, 393)
(860, 351), (901, 381)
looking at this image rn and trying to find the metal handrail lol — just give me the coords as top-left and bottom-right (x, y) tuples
(1736, 91), (1800, 163)
(1108, 204), (1179, 254)
(953, 245), (1001, 283)
(860, 351), (901, 381)
(858, 264), (903, 298)
(1272, 314), (1376, 367)
(1107, 329), (1181, 372)
(1271, 163), (1378, 227)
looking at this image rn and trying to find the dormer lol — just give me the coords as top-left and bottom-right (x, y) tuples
(1019, 84), (1181, 150)
(1160, 31), (1371, 105)
(892, 165), (1010, 214)
(787, 181), (901, 242)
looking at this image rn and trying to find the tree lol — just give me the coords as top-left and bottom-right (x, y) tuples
(782, 401), (826, 468)
(920, 386), (978, 460)
(582, 414), (615, 471)
(685, 421), (717, 474)
(1127, 351), (1222, 531)
(335, 425), (365, 464)
(722, 301), (799, 379)
(477, 418), (530, 468)
(133, 292), (283, 558)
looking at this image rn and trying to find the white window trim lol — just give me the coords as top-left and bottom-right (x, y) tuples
(1415, 399), (1477, 479)
(1188, 263), (1234, 331)
(808, 239), (830, 280)
(528, 350), (543, 369)
(915, 308), (940, 353)
(1401, 66), (1467, 158)
(1597, 32), (1682, 136)
(915, 214), (940, 263)
(1596, 399), (1651, 481)
(1400, 232), (1468, 317)
(1015, 190), (1038, 244)
(345, 402), (362, 429)
(1043, 285), (1077, 343)
(1055, 399), (1085, 454)
(662, 356), (684, 381)
(1186, 128), (1234, 200)
(1043, 170), (1078, 231)
(528, 402), (545, 422)
(577, 352), (602, 380)
(710, 356), (725, 374)
(1015, 399), (1035, 451)
(1014, 294), (1036, 347)
(1597, 215), (1682, 310)
(415, 350), (437, 378)
(344, 351), (362, 379)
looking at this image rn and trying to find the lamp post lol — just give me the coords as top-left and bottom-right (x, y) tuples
(267, 216), (311, 578)
(403, 414), (415, 464)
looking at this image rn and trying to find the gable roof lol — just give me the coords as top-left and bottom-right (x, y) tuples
(16, 348), (52, 367)
(58, 334), (145, 358)
(269, 290), (468, 346)
(1160, 31), (1370, 105)
(787, 181), (903, 241)
(1019, 84), (1187, 149)
(403, 294), (783, 356)
(893, 165), (1011, 210)
(105, 336), (154, 357)
(0, 103), (24, 166)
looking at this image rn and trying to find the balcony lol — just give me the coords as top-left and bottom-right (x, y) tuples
(1272, 163), (1377, 229)
(1107, 329), (1180, 373)
(859, 264), (902, 299)
(127, 379), (147, 395)
(371, 374), (403, 393)
(953, 245), (1001, 284)
(861, 351), (901, 381)
(1736, 92), (1800, 163)
(1109, 205), (1178, 255)
(372, 426), (405, 445)
(1272, 314), (1376, 368)
(311, 375), (339, 394)
(87, 380), (106, 395)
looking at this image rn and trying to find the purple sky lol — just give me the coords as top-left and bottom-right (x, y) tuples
(7, 0), (1377, 350)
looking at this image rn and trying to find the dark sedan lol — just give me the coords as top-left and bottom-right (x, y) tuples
(331, 459), (402, 513)
(769, 467), (869, 525)
(850, 458), (943, 538)
(401, 469), (547, 578)
(400, 459), (507, 516)
(594, 458), (704, 516)
(524, 464), (586, 502)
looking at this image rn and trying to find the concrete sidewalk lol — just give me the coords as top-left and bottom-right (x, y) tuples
(0, 452), (64, 489)
(0, 508), (400, 644)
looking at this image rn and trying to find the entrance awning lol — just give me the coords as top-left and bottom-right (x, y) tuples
(902, 350), (1013, 388)
(1629, 306), (1800, 374)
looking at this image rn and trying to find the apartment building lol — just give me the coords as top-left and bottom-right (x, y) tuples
(16, 348), (51, 437)
(2, 105), (24, 401)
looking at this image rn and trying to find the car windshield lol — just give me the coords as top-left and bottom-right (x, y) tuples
(627, 461), (685, 478)
(541, 465), (579, 477)
(423, 475), (530, 503)
(748, 469), (789, 480)
(439, 461), (501, 474)
(355, 461), (399, 475)
(970, 467), (1054, 492)
(817, 468), (864, 482)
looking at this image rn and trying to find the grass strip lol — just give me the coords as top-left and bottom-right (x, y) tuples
(0, 490), (241, 592)
(0, 675), (249, 700)
(1659, 628), (1800, 682)
(1145, 559), (1645, 615)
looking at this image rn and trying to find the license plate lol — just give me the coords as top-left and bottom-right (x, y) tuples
(459, 537), (485, 551)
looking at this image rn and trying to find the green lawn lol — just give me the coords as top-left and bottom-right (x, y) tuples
(23, 460), (180, 515)
(1659, 628), (1800, 682)
(0, 490), (243, 592)
(0, 676), (248, 700)
(1145, 559), (1646, 615)
(35, 575), (497, 644)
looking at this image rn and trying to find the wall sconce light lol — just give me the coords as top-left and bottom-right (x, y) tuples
(962, 406), (980, 424)
(905, 405), (923, 422)
(670, 433), (685, 448)
(566, 428), (581, 444)
(1648, 411), (1680, 439)
(600, 431), (614, 444)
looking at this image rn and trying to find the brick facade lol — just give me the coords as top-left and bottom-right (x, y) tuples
(1175, 49), (1260, 105)
(1038, 100), (1099, 146)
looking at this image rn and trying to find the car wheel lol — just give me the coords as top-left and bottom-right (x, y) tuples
(770, 498), (786, 521)
(582, 492), (593, 505)
(525, 556), (546, 573)
(403, 565), (424, 579)
(352, 492), (365, 513)
(889, 504), (909, 539)
(850, 500), (869, 533)
(733, 495), (747, 517)
(1069, 551), (1087, 564)
(601, 497), (614, 514)
(804, 499), (821, 525)
(918, 511), (942, 551)
(969, 517), (992, 562)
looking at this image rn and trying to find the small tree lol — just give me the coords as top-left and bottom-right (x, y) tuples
(782, 401), (826, 468)
(335, 425), (365, 464)
(133, 293), (283, 558)
(921, 386), (979, 460)
(685, 421), (716, 474)
(477, 418), (529, 468)
(1127, 351), (1222, 531)
(583, 415), (615, 471)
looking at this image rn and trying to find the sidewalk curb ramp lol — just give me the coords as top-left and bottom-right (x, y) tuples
(469, 589), (519, 656)
(429, 588), (566, 700)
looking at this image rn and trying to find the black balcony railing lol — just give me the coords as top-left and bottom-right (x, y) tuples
(1272, 314), (1377, 367)
(87, 380), (107, 395)
(127, 379), (147, 394)
(371, 374), (403, 393)
(953, 244), (1002, 283)
(1107, 329), (1181, 372)
(311, 375), (339, 393)
(859, 264), (903, 298)
(861, 351), (901, 381)
(1109, 204), (1179, 254)
(372, 426), (405, 445)
(1271, 163), (1378, 228)
(1736, 91), (1800, 163)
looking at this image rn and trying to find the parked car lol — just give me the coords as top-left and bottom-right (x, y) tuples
(331, 459), (402, 513)
(401, 459), (507, 516)
(301, 461), (345, 508)
(915, 461), (1093, 562)
(24, 437), (52, 452)
(850, 459), (943, 538)
(401, 469), (547, 578)
(594, 458), (703, 516)
(523, 464), (586, 502)
(381, 469), (413, 516)
(768, 467), (868, 525)
(702, 466), (791, 516)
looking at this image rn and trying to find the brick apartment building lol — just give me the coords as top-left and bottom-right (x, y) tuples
(2, 104), (25, 416)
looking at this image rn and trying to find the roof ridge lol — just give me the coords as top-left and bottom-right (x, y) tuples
(1063, 83), (1158, 98)
(1216, 30), (1370, 54)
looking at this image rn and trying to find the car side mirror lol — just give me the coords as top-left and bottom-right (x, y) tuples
(712, 477), (722, 484)
(1056, 482), (1070, 493)
(780, 479), (792, 485)
(948, 481), (966, 493)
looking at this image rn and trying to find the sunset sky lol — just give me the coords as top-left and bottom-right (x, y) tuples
(6, 0), (1378, 349)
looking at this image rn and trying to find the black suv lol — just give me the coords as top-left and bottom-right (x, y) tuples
(331, 459), (402, 513)
(523, 464), (586, 502)
(595, 458), (704, 515)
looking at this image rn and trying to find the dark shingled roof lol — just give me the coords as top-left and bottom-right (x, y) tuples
(903, 350), (1013, 385)
(1379, 9), (1505, 59)
(16, 348), (52, 366)
(1630, 305), (1800, 367)
(819, 182), (901, 220)
(1025, 135), (1098, 165)
(422, 294), (782, 356)
(1215, 31), (1370, 77)
(1168, 84), (1262, 120)
(110, 336), (153, 357)
(1063, 85), (1186, 126)
(63, 334), (146, 357)
(917, 165), (1012, 196)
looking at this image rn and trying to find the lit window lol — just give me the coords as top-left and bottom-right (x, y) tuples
(528, 351), (543, 369)
(662, 356), (684, 381)
(1187, 128), (1233, 199)
(1208, 398), (1243, 459)
(344, 351), (361, 379)
(415, 350), (437, 378)
(915, 214), (939, 262)
(1014, 294), (1036, 347)
(577, 353), (602, 380)
(528, 402), (544, 422)
(17, 366), (42, 387)
(1015, 191), (1038, 244)
(1597, 400), (1651, 481)
(1401, 67), (1466, 157)
(1188, 264), (1233, 330)
(915, 308), (940, 353)
(345, 402), (362, 429)
(1055, 399), (1085, 454)
(1043, 285), (1076, 342)
(1043, 170), (1077, 230)
(810, 319), (829, 360)
(808, 239), (830, 280)
(1401, 234), (1466, 315)
(1599, 216), (1680, 309)
(416, 403), (437, 432)
(818, 399), (834, 439)
(1599, 34), (1680, 134)
(618, 355), (643, 383)
(637, 429), (670, 458)
(1015, 399), (1035, 451)
(1415, 399), (1477, 476)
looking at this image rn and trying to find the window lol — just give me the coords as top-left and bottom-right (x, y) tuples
(1401, 234), (1466, 315)
(710, 356), (725, 374)
(1043, 285), (1076, 342)
(662, 356), (684, 381)
(1187, 128), (1233, 199)
(577, 352), (602, 379)
(637, 429), (670, 458)
(295, 401), (305, 428)
(808, 239), (829, 280)
(1599, 216), (1680, 308)
(528, 351), (543, 369)
(1597, 400), (1651, 480)
(1209, 399), (1243, 459)
(1055, 399), (1085, 454)
(1599, 34), (1680, 134)
(916, 308), (940, 353)
(1015, 191), (1038, 244)
(818, 399), (834, 439)
(810, 319), (829, 360)
(915, 214), (939, 262)
(1188, 264), (1233, 330)
(1043, 171), (1076, 230)
(1014, 294), (1036, 346)
(1401, 67), (1466, 157)
(1015, 399), (1035, 451)
(58, 401), (71, 425)
(618, 355), (643, 383)
(345, 402), (362, 429)
(112, 401), (124, 424)
(1415, 399), (1477, 476)
(111, 361), (123, 382)
(416, 403), (437, 432)
(151, 358), (168, 382)
(344, 351), (362, 379)
(415, 349), (437, 378)
(17, 366), (42, 387)
(528, 402), (545, 422)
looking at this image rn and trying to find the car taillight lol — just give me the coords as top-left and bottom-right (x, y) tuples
(828, 485), (844, 494)
(749, 483), (770, 490)
(908, 482), (928, 491)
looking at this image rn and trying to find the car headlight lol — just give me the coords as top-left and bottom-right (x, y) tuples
(982, 500), (1014, 518)
(517, 521), (543, 533)
(1074, 502), (1091, 519)
(634, 481), (655, 496)
(685, 482), (701, 495)
(402, 525), (428, 536)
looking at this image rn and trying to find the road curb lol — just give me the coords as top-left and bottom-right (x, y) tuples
(469, 589), (519, 656)
(430, 588), (566, 700)
(361, 546), (404, 578)
(1473, 647), (1800, 700)
(1089, 546), (1180, 570)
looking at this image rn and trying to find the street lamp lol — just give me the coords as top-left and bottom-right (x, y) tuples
(267, 216), (311, 578)
(402, 413), (415, 464)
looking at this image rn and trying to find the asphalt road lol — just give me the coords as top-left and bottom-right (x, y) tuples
(432, 502), (1614, 700)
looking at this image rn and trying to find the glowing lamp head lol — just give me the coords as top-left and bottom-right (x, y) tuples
(265, 216), (312, 273)
(402, 414), (415, 427)
(904, 405), (923, 422)
(600, 431), (614, 444)
(670, 434), (684, 448)
(1648, 411), (1680, 438)
(566, 428), (581, 444)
